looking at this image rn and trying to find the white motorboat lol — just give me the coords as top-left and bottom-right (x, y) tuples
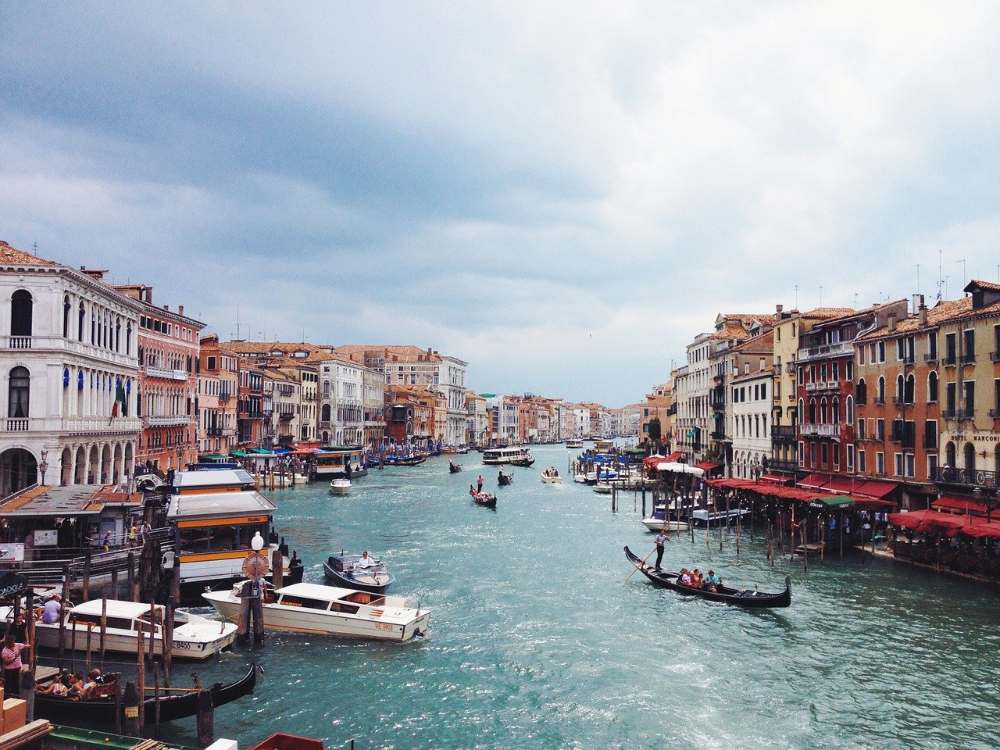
(641, 517), (689, 532)
(573, 473), (588, 484)
(202, 582), (430, 643)
(566, 441), (583, 449)
(0, 599), (237, 660)
(693, 508), (750, 526)
(593, 482), (614, 494)
(540, 468), (563, 484)
(329, 478), (352, 496)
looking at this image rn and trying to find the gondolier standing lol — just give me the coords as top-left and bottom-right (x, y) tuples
(654, 529), (669, 571)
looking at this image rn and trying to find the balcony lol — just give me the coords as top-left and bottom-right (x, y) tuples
(63, 416), (142, 434)
(206, 427), (224, 436)
(710, 431), (727, 440)
(960, 353), (976, 365)
(786, 362), (797, 374)
(767, 459), (799, 474)
(6, 336), (31, 350)
(3, 418), (28, 432)
(771, 425), (797, 441)
(146, 415), (191, 427)
(923, 352), (938, 363)
(218, 390), (231, 402)
(805, 381), (839, 392)
(145, 366), (189, 381)
(932, 466), (998, 490)
(279, 409), (295, 421)
(941, 356), (957, 367)
(319, 420), (331, 429)
(798, 341), (853, 363)
(799, 423), (839, 438)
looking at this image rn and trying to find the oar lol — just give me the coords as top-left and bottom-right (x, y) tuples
(625, 548), (657, 581)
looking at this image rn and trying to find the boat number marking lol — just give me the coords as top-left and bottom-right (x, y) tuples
(375, 622), (393, 631)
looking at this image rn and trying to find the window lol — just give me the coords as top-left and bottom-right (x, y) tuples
(846, 395), (854, 424)
(896, 374), (904, 402)
(876, 419), (885, 441)
(859, 449), (867, 473)
(946, 382), (957, 415)
(878, 341), (885, 362)
(760, 382), (767, 400)
(896, 339), (904, 361)
(821, 443), (828, 465)
(928, 371), (938, 402)
(831, 397), (840, 424)
(821, 364), (828, 381)
(846, 444), (855, 471)
(894, 453), (903, 476)
(928, 331), (937, 359)
(857, 419), (866, 439)
(846, 361), (853, 380)
(859, 346), (866, 365)
(946, 441), (956, 467)
(995, 379), (1000, 411)
(904, 374), (914, 404)
(877, 377), (885, 403)
(905, 453), (915, 478)
(995, 325), (1000, 356)
(63, 296), (71, 337)
(963, 381), (975, 416)
(856, 378), (867, 405)
(833, 443), (840, 469)
(10, 290), (32, 337)
(7, 367), (30, 418)
(945, 332), (957, 363)
(924, 420), (937, 450)
(928, 453), (938, 478)
(876, 452), (885, 474)
(78, 302), (85, 340)
(808, 399), (816, 423)
(962, 329), (975, 361)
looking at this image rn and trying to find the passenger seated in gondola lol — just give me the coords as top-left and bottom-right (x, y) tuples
(36, 672), (70, 696)
(705, 570), (721, 592)
(470, 484), (476, 497)
(678, 568), (692, 586)
(691, 569), (703, 589)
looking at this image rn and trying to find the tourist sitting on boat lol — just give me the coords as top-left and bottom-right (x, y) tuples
(356, 551), (374, 569)
(678, 568), (691, 586)
(36, 671), (72, 697)
(705, 570), (721, 592)
(692, 569), (704, 589)
(41, 594), (63, 624)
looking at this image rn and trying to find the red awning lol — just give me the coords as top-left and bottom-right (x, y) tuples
(932, 495), (990, 516)
(855, 480), (898, 499)
(695, 461), (720, 472)
(759, 473), (790, 484)
(664, 451), (684, 462)
(890, 509), (1000, 538)
(823, 477), (858, 494)
(642, 454), (666, 469)
(798, 473), (830, 490)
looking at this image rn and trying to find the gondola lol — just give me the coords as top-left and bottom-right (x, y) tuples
(510, 457), (535, 467)
(395, 456), (426, 466)
(33, 663), (259, 727)
(472, 492), (497, 508)
(497, 471), (513, 486)
(323, 553), (394, 594)
(623, 547), (790, 609)
(448, 461), (462, 474)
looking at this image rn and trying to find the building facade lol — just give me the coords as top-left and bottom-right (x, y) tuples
(198, 335), (239, 457)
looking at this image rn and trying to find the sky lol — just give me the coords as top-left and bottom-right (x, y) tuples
(3, 3), (1000, 406)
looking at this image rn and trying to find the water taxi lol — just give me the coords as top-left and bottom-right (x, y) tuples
(166, 469), (304, 603)
(482, 446), (534, 466)
(202, 582), (430, 642)
(311, 447), (365, 479)
(566, 440), (584, 449)
(329, 478), (352, 496)
(2, 599), (238, 660)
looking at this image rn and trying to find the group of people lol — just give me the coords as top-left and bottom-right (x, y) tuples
(678, 568), (721, 592)
(35, 668), (111, 700)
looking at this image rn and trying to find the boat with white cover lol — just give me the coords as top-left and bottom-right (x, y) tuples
(203, 582), (430, 643)
(329, 478), (352, 496)
(0, 599), (238, 660)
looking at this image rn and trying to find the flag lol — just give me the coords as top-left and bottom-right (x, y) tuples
(110, 379), (126, 423)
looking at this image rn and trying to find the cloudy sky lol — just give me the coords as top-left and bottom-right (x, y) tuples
(3, 3), (1000, 405)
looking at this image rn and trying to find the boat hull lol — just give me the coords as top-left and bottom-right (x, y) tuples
(642, 518), (689, 532)
(26, 619), (236, 661)
(323, 561), (393, 594)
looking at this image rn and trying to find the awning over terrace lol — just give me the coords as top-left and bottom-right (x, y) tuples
(932, 495), (990, 517)
(889, 509), (1000, 538)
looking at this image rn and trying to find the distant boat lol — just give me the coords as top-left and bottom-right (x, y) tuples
(483, 446), (534, 466)
(323, 553), (394, 595)
(540, 468), (562, 484)
(498, 471), (513, 486)
(472, 492), (497, 508)
(566, 440), (583, 449)
(449, 461), (462, 474)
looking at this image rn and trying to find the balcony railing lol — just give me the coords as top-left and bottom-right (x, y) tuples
(767, 459), (799, 474)
(786, 362), (797, 374)
(800, 423), (839, 437)
(710, 431), (727, 440)
(941, 356), (957, 367)
(279, 410), (295, 420)
(4, 418), (28, 432)
(932, 466), (998, 490)
(960, 353), (976, 364)
(923, 352), (938, 363)
(145, 366), (189, 381)
(63, 416), (142, 434)
(771, 425), (797, 440)
(146, 415), (190, 427)
(798, 341), (854, 363)
(7, 336), (31, 349)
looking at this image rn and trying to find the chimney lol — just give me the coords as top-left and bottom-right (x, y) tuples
(776, 304), (783, 315)
(144, 287), (153, 304)
(887, 313), (896, 332)
(918, 294), (927, 326)
(178, 304), (185, 317)
(163, 304), (170, 312)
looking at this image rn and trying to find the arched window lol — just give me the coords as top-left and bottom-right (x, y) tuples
(63, 296), (71, 337)
(819, 398), (828, 424)
(808, 399), (816, 423)
(877, 377), (885, 403)
(126, 322), (132, 355)
(846, 395), (854, 424)
(896, 374), (904, 402)
(78, 302), (85, 340)
(963, 443), (976, 474)
(856, 378), (867, 405)
(10, 290), (32, 337)
(945, 441), (956, 468)
(91, 305), (96, 344)
(321, 403), (331, 422)
(115, 318), (121, 352)
(832, 397), (840, 424)
(928, 371), (938, 402)
(904, 374), (914, 404)
(798, 398), (804, 424)
(8, 366), (30, 418)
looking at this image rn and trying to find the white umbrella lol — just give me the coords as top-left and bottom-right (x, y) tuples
(656, 462), (705, 477)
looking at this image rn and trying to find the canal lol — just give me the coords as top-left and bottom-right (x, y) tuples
(162, 445), (1000, 749)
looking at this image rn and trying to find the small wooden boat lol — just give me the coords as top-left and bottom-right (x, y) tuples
(323, 553), (394, 594)
(510, 457), (535, 467)
(624, 547), (791, 608)
(203, 583), (430, 642)
(449, 461), (462, 474)
(472, 492), (497, 508)
(497, 471), (513, 486)
(33, 663), (258, 727)
(394, 456), (426, 467)
(329, 478), (352, 496)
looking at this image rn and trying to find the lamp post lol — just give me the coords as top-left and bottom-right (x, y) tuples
(39, 449), (49, 487)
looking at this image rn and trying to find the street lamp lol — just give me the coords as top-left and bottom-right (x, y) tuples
(39, 449), (49, 486)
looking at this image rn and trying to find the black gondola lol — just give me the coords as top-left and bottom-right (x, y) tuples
(497, 471), (513, 486)
(472, 492), (497, 508)
(33, 663), (259, 727)
(510, 458), (535, 467)
(623, 547), (790, 609)
(323, 553), (394, 594)
(449, 461), (462, 474)
(395, 456), (426, 466)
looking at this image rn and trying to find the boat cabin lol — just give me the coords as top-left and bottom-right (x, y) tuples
(65, 599), (173, 634)
(311, 447), (364, 477)
(270, 583), (391, 615)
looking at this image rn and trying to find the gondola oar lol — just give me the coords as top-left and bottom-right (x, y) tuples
(625, 547), (656, 582)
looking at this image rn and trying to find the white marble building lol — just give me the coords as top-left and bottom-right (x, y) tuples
(730, 369), (772, 478)
(0, 241), (142, 497)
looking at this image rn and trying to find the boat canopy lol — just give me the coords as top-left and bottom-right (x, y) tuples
(173, 469), (254, 490)
(167, 490), (276, 521)
(275, 582), (356, 602)
(72, 599), (162, 619)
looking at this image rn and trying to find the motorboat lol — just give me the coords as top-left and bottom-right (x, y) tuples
(593, 482), (613, 495)
(329, 478), (352, 496)
(573, 473), (588, 484)
(482, 446), (534, 466)
(540, 468), (563, 484)
(692, 508), (750, 526)
(642, 503), (692, 531)
(2, 599), (238, 660)
(566, 441), (584, 449)
(203, 582), (430, 642)
(323, 553), (394, 594)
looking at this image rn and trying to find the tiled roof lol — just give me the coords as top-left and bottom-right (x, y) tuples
(857, 298), (971, 340)
(733, 329), (774, 353)
(335, 345), (443, 363)
(966, 279), (1000, 293)
(0, 240), (56, 267)
(801, 307), (855, 319)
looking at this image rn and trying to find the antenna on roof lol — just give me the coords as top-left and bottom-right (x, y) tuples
(32, 241), (38, 253)
(794, 284), (799, 308)
(957, 258), (967, 288)
(936, 249), (944, 302)
(916, 263), (920, 297)
(819, 285), (823, 307)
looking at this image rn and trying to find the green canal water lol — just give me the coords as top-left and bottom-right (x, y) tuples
(162, 445), (999, 749)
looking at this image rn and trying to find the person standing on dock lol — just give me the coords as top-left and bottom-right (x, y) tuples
(654, 529), (669, 571)
(2, 633), (29, 697)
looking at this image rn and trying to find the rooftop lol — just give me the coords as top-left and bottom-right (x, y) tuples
(0, 240), (55, 267)
(0, 484), (141, 517)
(166, 490), (276, 520)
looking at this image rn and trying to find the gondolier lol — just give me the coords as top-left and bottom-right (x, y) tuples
(654, 529), (669, 571)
